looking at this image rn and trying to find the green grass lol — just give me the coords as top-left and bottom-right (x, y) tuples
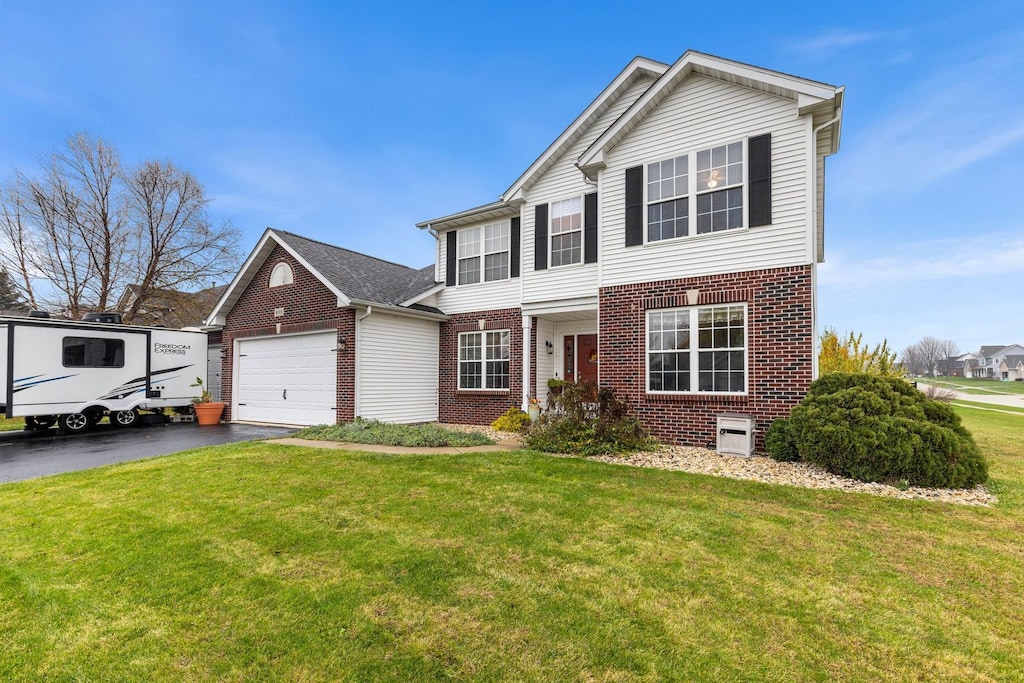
(926, 376), (1024, 395)
(0, 416), (25, 432)
(294, 418), (495, 447)
(0, 411), (1022, 680)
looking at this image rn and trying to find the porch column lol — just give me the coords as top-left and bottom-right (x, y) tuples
(522, 314), (532, 410)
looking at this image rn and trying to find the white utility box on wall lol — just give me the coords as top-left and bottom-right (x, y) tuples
(716, 414), (756, 457)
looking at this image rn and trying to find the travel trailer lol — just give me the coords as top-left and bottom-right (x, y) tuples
(1, 316), (208, 433)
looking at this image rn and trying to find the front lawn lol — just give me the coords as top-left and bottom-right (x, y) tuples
(0, 410), (1022, 680)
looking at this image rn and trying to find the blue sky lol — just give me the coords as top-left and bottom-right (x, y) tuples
(1, 0), (1021, 354)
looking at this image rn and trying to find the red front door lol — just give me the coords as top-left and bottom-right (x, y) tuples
(563, 334), (598, 384)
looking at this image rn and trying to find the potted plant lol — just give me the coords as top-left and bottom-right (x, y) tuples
(190, 377), (225, 426)
(527, 396), (542, 423)
(547, 378), (566, 398)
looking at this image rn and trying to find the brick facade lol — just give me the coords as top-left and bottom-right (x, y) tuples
(220, 244), (355, 422)
(599, 265), (814, 448)
(438, 308), (527, 425)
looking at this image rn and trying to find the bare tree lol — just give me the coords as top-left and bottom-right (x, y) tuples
(937, 339), (960, 376)
(120, 159), (240, 323)
(900, 343), (926, 376)
(0, 133), (240, 320)
(916, 336), (945, 377)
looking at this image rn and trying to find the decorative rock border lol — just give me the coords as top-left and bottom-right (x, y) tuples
(439, 424), (995, 507)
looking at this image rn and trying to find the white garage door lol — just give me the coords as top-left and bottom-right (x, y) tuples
(236, 332), (337, 426)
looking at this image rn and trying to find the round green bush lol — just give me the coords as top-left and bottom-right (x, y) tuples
(765, 418), (800, 462)
(491, 407), (531, 433)
(786, 373), (987, 488)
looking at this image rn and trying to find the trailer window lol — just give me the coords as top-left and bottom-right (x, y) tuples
(62, 337), (125, 368)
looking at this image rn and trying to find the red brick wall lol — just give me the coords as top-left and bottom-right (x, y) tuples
(599, 265), (814, 448)
(439, 308), (524, 425)
(221, 244), (355, 422)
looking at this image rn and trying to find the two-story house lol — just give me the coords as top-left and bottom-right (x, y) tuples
(207, 51), (844, 446)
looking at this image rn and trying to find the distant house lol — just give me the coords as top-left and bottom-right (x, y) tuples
(116, 283), (228, 401)
(973, 345), (1024, 380)
(999, 355), (1024, 381)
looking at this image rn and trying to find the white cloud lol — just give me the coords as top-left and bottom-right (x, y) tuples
(819, 232), (1024, 290)
(834, 38), (1024, 197)
(784, 28), (903, 58)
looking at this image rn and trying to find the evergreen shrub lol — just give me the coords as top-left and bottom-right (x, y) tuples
(766, 373), (987, 488)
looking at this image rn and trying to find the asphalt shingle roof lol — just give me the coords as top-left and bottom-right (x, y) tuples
(274, 230), (440, 310)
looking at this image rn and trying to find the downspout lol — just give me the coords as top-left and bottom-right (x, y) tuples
(809, 102), (843, 380)
(574, 162), (598, 186)
(354, 306), (373, 418)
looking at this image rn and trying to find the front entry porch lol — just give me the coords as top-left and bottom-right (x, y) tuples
(522, 309), (598, 408)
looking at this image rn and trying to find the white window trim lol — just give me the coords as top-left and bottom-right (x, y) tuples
(549, 195), (583, 268)
(644, 138), (749, 245)
(456, 221), (511, 286)
(269, 262), (294, 287)
(645, 303), (749, 396)
(457, 329), (511, 391)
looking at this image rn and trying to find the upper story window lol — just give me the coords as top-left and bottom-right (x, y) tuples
(647, 304), (746, 394)
(550, 196), (582, 267)
(269, 262), (294, 287)
(696, 142), (744, 234)
(644, 140), (745, 243)
(458, 221), (510, 285)
(647, 155), (689, 241)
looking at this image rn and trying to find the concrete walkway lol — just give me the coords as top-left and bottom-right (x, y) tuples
(270, 437), (523, 454)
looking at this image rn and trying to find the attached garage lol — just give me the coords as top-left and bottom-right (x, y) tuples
(235, 332), (338, 426)
(206, 229), (446, 428)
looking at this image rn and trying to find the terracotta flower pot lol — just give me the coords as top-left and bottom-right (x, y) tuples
(194, 402), (225, 426)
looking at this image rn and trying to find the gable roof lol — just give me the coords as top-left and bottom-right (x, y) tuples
(1000, 354), (1024, 368)
(206, 229), (443, 325)
(577, 50), (844, 174)
(979, 345), (1011, 358)
(499, 56), (668, 204)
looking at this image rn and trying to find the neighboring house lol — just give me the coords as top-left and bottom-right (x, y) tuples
(116, 283), (229, 400)
(947, 359), (965, 377)
(116, 283), (227, 329)
(208, 50), (845, 446)
(998, 355), (1024, 381)
(974, 344), (1024, 380)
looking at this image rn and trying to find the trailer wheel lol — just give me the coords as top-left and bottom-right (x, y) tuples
(112, 409), (140, 428)
(59, 413), (91, 435)
(25, 415), (57, 431)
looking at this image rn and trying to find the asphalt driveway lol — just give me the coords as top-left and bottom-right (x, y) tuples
(0, 422), (296, 484)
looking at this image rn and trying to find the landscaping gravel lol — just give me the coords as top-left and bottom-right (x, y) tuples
(439, 423), (996, 507)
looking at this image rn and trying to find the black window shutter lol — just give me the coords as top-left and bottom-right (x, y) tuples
(583, 192), (598, 263)
(445, 230), (457, 286)
(748, 133), (772, 227)
(534, 204), (548, 271)
(510, 216), (521, 278)
(624, 165), (644, 246)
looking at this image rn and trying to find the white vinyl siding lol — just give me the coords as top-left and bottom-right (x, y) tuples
(435, 220), (520, 315)
(602, 75), (811, 287)
(359, 312), (439, 423)
(522, 75), (656, 305)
